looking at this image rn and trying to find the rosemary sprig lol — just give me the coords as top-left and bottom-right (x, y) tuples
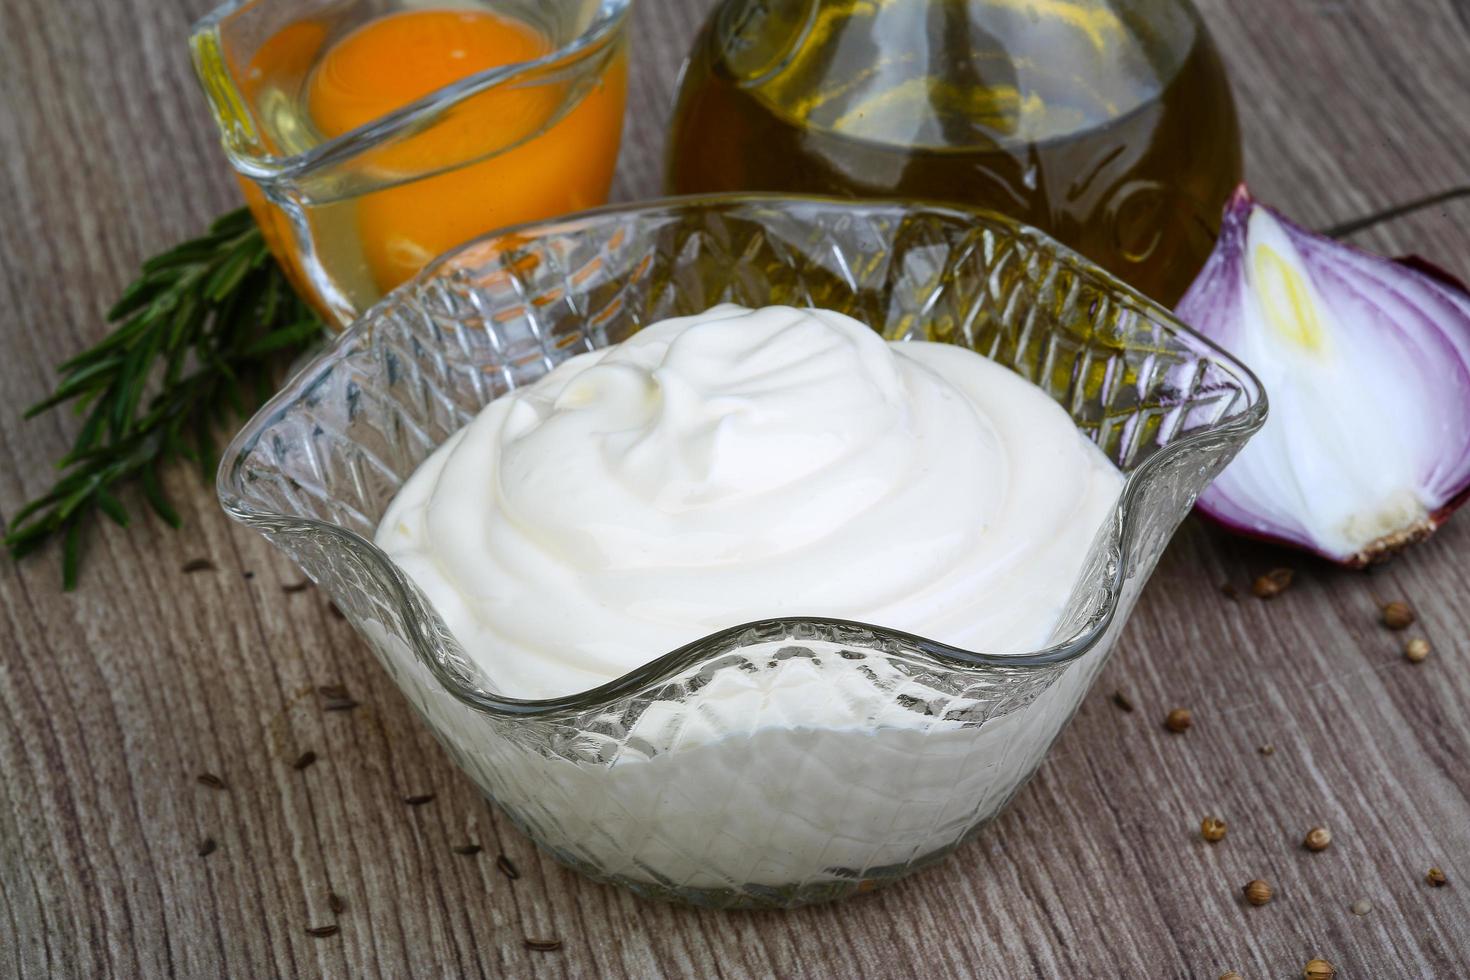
(4, 207), (324, 588)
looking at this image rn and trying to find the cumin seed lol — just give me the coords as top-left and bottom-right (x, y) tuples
(496, 854), (521, 880)
(318, 685), (358, 712)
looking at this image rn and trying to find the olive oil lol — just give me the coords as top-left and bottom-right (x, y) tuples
(666, 0), (1242, 304)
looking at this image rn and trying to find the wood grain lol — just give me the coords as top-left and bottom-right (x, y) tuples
(2, 0), (1469, 976)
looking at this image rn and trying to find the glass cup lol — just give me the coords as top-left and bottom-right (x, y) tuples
(190, 0), (630, 326)
(219, 196), (1266, 908)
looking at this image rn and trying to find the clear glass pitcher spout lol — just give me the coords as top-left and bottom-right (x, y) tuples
(191, 0), (631, 325)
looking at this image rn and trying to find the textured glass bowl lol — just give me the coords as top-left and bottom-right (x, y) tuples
(219, 195), (1266, 909)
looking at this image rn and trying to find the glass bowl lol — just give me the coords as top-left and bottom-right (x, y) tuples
(218, 195), (1266, 909)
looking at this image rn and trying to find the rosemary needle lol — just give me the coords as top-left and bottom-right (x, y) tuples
(4, 207), (324, 589)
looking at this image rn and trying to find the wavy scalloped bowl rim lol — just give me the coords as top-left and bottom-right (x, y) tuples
(217, 193), (1268, 716)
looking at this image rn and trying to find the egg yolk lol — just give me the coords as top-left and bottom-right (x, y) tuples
(307, 10), (546, 139)
(304, 9), (626, 293)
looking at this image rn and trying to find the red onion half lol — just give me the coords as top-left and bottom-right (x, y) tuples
(1177, 186), (1470, 566)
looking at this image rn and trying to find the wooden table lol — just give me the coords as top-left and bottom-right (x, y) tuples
(3, 0), (1468, 976)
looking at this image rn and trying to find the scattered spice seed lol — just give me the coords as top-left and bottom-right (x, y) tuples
(1242, 879), (1273, 906)
(243, 571), (255, 580)
(1220, 973), (1244, 980)
(1252, 567), (1294, 599)
(198, 837), (217, 857)
(496, 854), (521, 880)
(1381, 600), (1415, 630)
(524, 938), (562, 952)
(318, 684), (359, 712)
(403, 793), (435, 806)
(1112, 690), (1135, 713)
(1164, 708), (1193, 733)
(282, 580), (310, 594)
(1259, 744), (1275, 756)
(182, 558), (216, 573)
(1426, 866), (1448, 887)
(452, 843), (483, 856)
(328, 602), (346, 620)
(196, 772), (227, 790)
(1404, 636), (1431, 662)
(1201, 817), (1228, 843)
(291, 751), (318, 771)
(305, 924), (340, 938)
(1304, 827), (1332, 852)
(1303, 958), (1335, 979)
(327, 892), (346, 915)
(1220, 582), (1240, 602)
(1351, 898), (1373, 916)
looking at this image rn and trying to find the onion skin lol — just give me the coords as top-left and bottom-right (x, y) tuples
(1195, 408), (1469, 569)
(1178, 185), (1470, 567)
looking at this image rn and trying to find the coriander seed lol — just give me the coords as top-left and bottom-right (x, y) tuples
(1426, 866), (1448, 887)
(1303, 826), (1332, 852)
(1252, 568), (1294, 599)
(1220, 972), (1243, 980)
(1404, 637), (1430, 662)
(1350, 898), (1372, 916)
(1242, 878), (1272, 906)
(1201, 817), (1227, 843)
(1165, 707), (1192, 733)
(1381, 600), (1414, 630)
(1303, 958), (1335, 979)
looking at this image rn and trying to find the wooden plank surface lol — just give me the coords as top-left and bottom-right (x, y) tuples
(2, 0), (1468, 976)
